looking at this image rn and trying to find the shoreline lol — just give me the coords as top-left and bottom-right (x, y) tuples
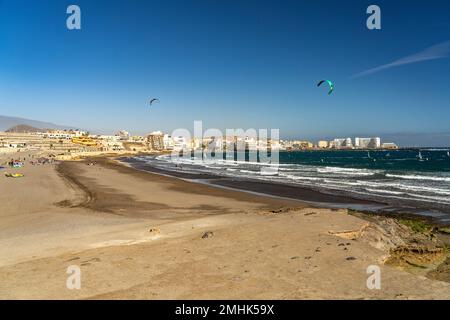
(119, 156), (384, 206)
(120, 156), (450, 226)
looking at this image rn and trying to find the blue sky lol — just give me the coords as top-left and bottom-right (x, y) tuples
(0, 0), (449, 144)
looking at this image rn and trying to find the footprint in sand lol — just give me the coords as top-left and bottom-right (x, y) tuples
(66, 257), (80, 262)
(80, 257), (101, 265)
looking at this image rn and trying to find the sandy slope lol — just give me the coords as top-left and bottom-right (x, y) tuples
(0, 154), (449, 299)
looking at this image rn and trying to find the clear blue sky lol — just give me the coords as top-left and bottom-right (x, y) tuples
(0, 0), (449, 143)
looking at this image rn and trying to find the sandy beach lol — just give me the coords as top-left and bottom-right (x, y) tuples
(1, 152), (450, 299)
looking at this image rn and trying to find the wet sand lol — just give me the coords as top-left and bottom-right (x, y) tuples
(122, 156), (450, 225)
(121, 157), (381, 205)
(1, 154), (450, 299)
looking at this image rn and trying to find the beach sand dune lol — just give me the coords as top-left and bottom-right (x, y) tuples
(0, 154), (449, 299)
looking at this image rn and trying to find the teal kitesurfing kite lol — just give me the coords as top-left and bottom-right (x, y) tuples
(317, 80), (334, 95)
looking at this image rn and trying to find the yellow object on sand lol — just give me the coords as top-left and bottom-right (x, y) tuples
(5, 173), (25, 178)
(71, 137), (98, 146)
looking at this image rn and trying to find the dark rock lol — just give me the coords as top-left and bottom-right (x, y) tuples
(202, 231), (214, 239)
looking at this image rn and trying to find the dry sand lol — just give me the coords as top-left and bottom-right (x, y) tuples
(0, 152), (449, 299)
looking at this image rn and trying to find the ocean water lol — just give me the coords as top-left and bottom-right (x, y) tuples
(133, 149), (450, 216)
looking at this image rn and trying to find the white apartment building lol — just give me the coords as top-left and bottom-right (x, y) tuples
(333, 138), (353, 149)
(163, 134), (174, 150)
(116, 130), (130, 140)
(381, 142), (398, 149)
(172, 136), (189, 151)
(317, 140), (329, 148)
(355, 137), (381, 149)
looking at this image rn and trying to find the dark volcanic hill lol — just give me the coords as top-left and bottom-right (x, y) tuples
(5, 124), (42, 133)
(0, 115), (75, 132)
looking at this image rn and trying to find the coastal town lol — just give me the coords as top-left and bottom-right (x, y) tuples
(0, 125), (398, 158)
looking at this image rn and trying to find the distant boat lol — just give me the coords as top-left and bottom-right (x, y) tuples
(418, 151), (428, 161)
(447, 151), (450, 157)
(260, 167), (279, 176)
(367, 151), (376, 162)
(386, 153), (390, 157)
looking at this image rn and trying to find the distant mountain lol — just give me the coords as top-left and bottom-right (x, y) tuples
(5, 124), (42, 133)
(0, 115), (76, 132)
(380, 132), (450, 148)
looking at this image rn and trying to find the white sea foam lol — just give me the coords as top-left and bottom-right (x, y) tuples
(343, 189), (450, 205)
(386, 173), (450, 182)
(137, 155), (450, 209)
(317, 166), (378, 176)
(406, 193), (450, 203)
(365, 188), (404, 195)
(279, 173), (322, 181)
